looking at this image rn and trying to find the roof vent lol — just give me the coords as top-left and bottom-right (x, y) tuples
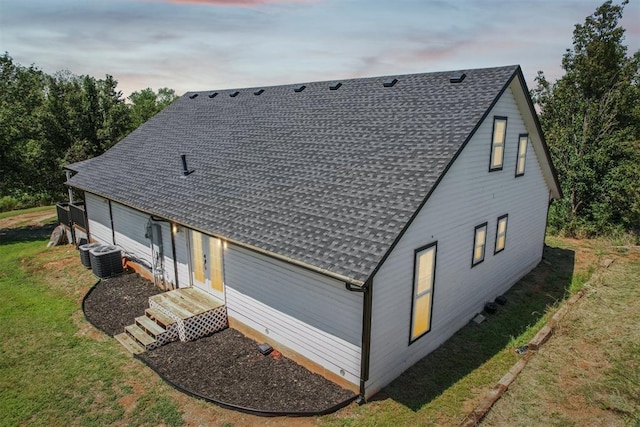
(189, 93), (199, 99)
(449, 72), (466, 83)
(208, 92), (218, 98)
(254, 89), (265, 96)
(229, 91), (240, 97)
(329, 82), (342, 90)
(383, 78), (398, 87)
(181, 154), (194, 176)
(294, 85), (306, 92)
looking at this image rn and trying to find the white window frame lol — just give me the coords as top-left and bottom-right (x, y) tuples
(489, 117), (507, 171)
(494, 214), (508, 254)
(516, 134), (528, 177)
(410, 242), (437, 344)
(472, 223), (488, 267)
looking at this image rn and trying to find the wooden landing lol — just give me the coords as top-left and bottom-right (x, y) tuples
(148, 287), (223, 320)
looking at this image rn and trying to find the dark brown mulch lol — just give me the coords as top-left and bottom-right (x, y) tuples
(138, 329), (356, 413)
(83, 273), (162, 336)
(82, 273), (356, 413)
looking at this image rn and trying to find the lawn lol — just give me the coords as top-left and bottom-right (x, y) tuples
(1, 207), (637, 426)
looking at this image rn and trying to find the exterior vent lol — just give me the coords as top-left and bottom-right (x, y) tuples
(189, 93), (199, 99)
(229, 91), (240, 97)
(329, 82), (342, 90)
(449, 72), (466, 83)
(294, 85), (306, 92)
(181, 154), (194, 176)
(383, 78), (398, 87)
(254, 89), (265, 96)
(90, 245), (124, 278)
(79, 242), (102, 268)
(208, 92), (218, 98)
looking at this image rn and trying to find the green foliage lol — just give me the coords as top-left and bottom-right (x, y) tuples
(0, 53), (178, 209)
(534, 1), (640, 237)
(129, 87), (178, 130)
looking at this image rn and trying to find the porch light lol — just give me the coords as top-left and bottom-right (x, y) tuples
(172, 224), (179, 234)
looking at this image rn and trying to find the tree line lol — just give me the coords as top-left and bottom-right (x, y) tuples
(533, 0), (639, 239)
(0, 53), (177, 210)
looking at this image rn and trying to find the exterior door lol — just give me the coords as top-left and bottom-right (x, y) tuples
(189, 230), (224, 301)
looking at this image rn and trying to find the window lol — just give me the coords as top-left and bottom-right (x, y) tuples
(490, 117), (507, 171)
(495, 214), (508, 254)
(472, 223), (488, 266)
(516, 134), (528, 177)
(410, 242), (437, 343)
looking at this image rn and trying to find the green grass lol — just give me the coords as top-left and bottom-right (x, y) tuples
(0, 216), (184, 426)
(2, 206), (622, 426)
(321, 239), (587, 426)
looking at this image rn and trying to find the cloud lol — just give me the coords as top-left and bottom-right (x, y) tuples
(154, 0), (314, 6)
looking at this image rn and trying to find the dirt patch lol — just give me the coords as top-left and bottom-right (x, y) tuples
(138, 328), (355, 413)
(0, 210), (57, 229)
(82, 273), (355, 415)
(83, 273), (162, 336)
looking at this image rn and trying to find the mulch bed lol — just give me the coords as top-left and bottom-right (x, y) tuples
(82, 273), (356, 413)
(83, 273), (162, 336)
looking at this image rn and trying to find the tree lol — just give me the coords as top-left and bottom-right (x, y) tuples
(534, 0), (640, 237)
(128, 87), (177, 130)
(0, 53), (46, 199)
(0, 53), (180, 211)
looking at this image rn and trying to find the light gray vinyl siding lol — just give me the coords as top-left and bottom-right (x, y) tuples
(85, 193), (113, 245)
(365, 84), (550, 397)
(112, 202), (152, 270)
(224, 244), (363, 386)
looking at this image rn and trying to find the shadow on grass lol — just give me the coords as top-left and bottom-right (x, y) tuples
(0, 223), (57, 245)
(375, 244), (575, 411)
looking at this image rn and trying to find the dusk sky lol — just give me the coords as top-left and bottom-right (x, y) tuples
(1, 0), (638, 98)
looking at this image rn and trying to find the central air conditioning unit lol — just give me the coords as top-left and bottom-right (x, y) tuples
(79, 242), (103, 268)
(90, 245), (124, 278)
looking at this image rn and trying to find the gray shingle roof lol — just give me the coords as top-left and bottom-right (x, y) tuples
(67, 65), (520, 286)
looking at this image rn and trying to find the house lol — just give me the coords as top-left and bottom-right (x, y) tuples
(63, 65), (561, 399)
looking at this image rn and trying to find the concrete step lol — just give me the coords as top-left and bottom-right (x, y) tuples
(145, 307), (176, 329)
(135, 315), (166, 338)
(125, 324), (156, 349)
(114, 332), (145, 355)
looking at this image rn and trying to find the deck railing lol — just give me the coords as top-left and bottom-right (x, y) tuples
(56, 202), (71, 226)
(69, 202), (87, 230)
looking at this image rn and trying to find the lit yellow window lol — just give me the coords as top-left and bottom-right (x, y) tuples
(490, 117), (507, 171)
(516, 134), (528, 176)
(411, 243), (436, 343)
(472, 223), (487, 266)
(495, 215), (508, 253)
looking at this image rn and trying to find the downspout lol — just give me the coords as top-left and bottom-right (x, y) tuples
(346, 279), (373, 402)
(108, 200), (116, 245)
(543, 189), (553, 255)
